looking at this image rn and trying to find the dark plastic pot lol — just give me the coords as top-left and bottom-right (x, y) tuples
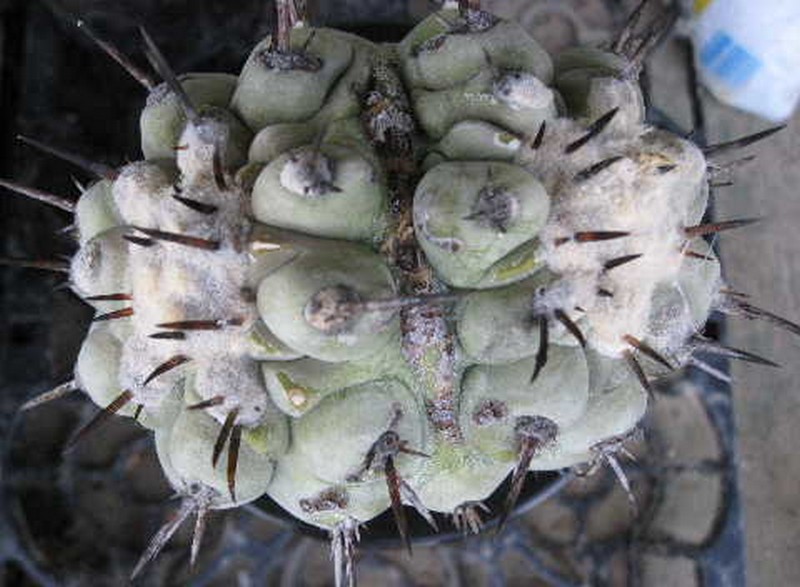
(253, 470), (572, 546)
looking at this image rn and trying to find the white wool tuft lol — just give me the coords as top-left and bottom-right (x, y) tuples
(518, 116), (708, 358)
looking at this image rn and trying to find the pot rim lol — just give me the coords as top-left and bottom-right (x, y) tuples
(249, 469), (574, 547)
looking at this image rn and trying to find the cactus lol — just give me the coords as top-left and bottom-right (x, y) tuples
(3, 1), (793, 585)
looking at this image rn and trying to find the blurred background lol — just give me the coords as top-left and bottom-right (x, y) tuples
(0, 0), (797, 585)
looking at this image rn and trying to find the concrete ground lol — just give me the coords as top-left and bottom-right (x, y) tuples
(645, 18), (800, 586)
(709, 106), (800, 586)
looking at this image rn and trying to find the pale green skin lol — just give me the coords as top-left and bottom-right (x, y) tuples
(232, 29), (355, 131)
(70, 226), (131, 299)
(460, 345), (591, 462)
(256, 242), (399, 362)
(75, 180), (120, 245)
(253, 22), (711, 528)
(245, 320), (303, 362)
(178, 106), (253, 172)
(111, 160), (177, 230)
(67, 8), (719, 537)
(261, 341), (405, 417)
(554, 48), (629, 109)
(532, 353), (647, 470)
(245, 32), (380, 163)
(458, 347), (646, 473)
(140, 73), (239, 160)
(249, 123), (318, 164)
(267, 379), (429, 527)
(434, 120), (523, 162)
(399, 8), (555, 142)
(411, 71), (557, 140)
(457, 271), (581, 364)
(252, 142), (388, 241)
(158, 400), (279, 510)
(413, 160), (549, 288)
(76, 324), (133, 417)
(553, 46), (647, 130)
(76, 323), (184, 430)
(399, 10), (553, 91)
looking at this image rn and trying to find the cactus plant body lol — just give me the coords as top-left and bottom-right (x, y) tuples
(4, 1), (792, 585)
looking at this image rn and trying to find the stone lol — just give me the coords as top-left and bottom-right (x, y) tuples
(646, 388), (722, 464)
(523, 496), (579, 543)
(586, 473), (651, 541)
(649, 471), (722, 545)
(639, 554), (699, 587)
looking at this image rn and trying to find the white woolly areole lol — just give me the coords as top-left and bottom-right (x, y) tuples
(70, 228), (131, 297)
(106, 163), (268, 425)
(176, 116), (231, 185)
(113, 161), (175, 228)
(279, 149), (336, 197)
(517, 116), (708, 358)
(194, 357), (269, 427)
(124, 241), (257, 415)
(493, 72), (554, 112)
(118, 334), (185, 405)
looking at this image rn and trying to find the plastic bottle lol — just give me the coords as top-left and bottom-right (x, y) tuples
(691, 0), (800, 122)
